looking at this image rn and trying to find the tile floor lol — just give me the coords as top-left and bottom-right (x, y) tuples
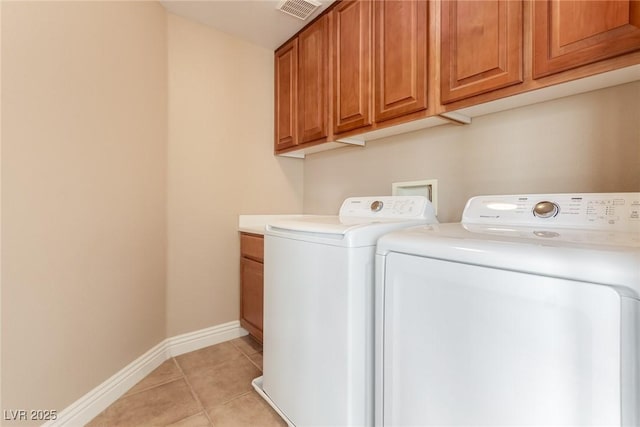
(87, 336), (286, 427)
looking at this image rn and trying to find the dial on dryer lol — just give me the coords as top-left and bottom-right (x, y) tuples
(533, 201), (559, 218)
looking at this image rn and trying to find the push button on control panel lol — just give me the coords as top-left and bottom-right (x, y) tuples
(533, 201), (559, 218)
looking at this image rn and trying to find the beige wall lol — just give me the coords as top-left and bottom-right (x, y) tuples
(166, 14), (303, 336)
(1, 3), (304, 417)
(304, 82), (640, 222)
(1, 1), (168, 420)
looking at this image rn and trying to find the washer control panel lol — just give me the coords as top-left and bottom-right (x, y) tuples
(463, 193), (640, 231)
(339, 196), (437, 220)
(370, 200), (384, 212)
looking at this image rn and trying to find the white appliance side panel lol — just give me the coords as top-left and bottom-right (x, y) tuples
(621, 297), (640, 427)
(374, 254), (387, 427)
(263, 235), (375, 426)
(382, 253), (622, 426)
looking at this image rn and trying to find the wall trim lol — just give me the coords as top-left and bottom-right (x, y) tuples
(45, 321), (247, 427)
(166, 320), (246, 358)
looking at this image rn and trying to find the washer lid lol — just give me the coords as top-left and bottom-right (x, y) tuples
(377, 223), (640, 297)
(266, 216), (433, 247)
(265, 196), (438, 247)
(267, 215), (407, 235)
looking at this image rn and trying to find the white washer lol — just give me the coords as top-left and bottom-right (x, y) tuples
(252, 196), (438, 426)
(375, 193), (640, 427)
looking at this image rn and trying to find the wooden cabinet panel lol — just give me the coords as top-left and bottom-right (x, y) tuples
(240, 233), (264, 262)
(298, 14), (330, 144)
(240, 257), (263, 342)
(441, 0), (523, 104)
(374, 0), (428, 123)
(533, 0), (640, 78)
(275, 39), (298, 151)
(275, 0), (640, 152)
(333, 0), (373, 134)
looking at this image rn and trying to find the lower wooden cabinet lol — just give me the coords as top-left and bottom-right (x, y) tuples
(240, 233), (264, 343)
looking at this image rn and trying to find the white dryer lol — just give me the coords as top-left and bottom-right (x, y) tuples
(375, 193), (640, 426)
(252, 196), (438, 426)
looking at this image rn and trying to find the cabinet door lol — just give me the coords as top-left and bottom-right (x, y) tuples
(333, 0), (372, 134)
(240, 257), (264, 342)
(240, 233), (263, 262)
(533, 0), (640, 78)
(374, 0), (428, 123)
(441, 0), (523, 104)
(298, 14), (330, 144)
(275, 39), (298, 151)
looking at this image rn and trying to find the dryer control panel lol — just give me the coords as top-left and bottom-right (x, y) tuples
(462, 193), (640, 231)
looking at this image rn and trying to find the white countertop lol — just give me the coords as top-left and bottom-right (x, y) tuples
(238, 214), (305, 235)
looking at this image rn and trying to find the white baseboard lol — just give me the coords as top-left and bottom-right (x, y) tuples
(45, 321), (247, 427)
(166, 321), (247, 358)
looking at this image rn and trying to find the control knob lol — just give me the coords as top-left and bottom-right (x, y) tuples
(370, 201), (384, 212)
(533, 201), (559, 218)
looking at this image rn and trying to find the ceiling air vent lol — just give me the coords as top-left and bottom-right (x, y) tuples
(276, 0), (321, 20)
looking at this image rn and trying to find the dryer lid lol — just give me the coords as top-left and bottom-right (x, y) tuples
(376, 223), (640, 297)
(378, 193), (640, 296)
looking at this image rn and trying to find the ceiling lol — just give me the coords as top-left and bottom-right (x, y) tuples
(160, 0), (335, 51)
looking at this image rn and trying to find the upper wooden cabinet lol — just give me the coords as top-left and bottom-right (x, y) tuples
(333, 0), (373, 134)
(274, 0), (640, 154)
(441, 0), (523, 104)
(533, 0), (640, 78)
(298, 14), (330, 144)
(275, 39), (298, 151)
(274, 14), (330, 154)
(374, 0), (429, 123)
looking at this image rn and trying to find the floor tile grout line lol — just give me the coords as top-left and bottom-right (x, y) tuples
(176, 345), (262, 412)
(87, 375), (201, 426)
(122, 375), (185, 399)
(120, 357), (184, 399)
(230, 337), (264, 384)
(129, 357), (184, 393)
(179, 352), (262, 412)
(207, 390), (255, 412)
(124, 377), (181, 398)
(172, 356), (216, 427)
(201, 352), (262, 409)
(244, 352), (262, 372)
(230, 336), (262, 357)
